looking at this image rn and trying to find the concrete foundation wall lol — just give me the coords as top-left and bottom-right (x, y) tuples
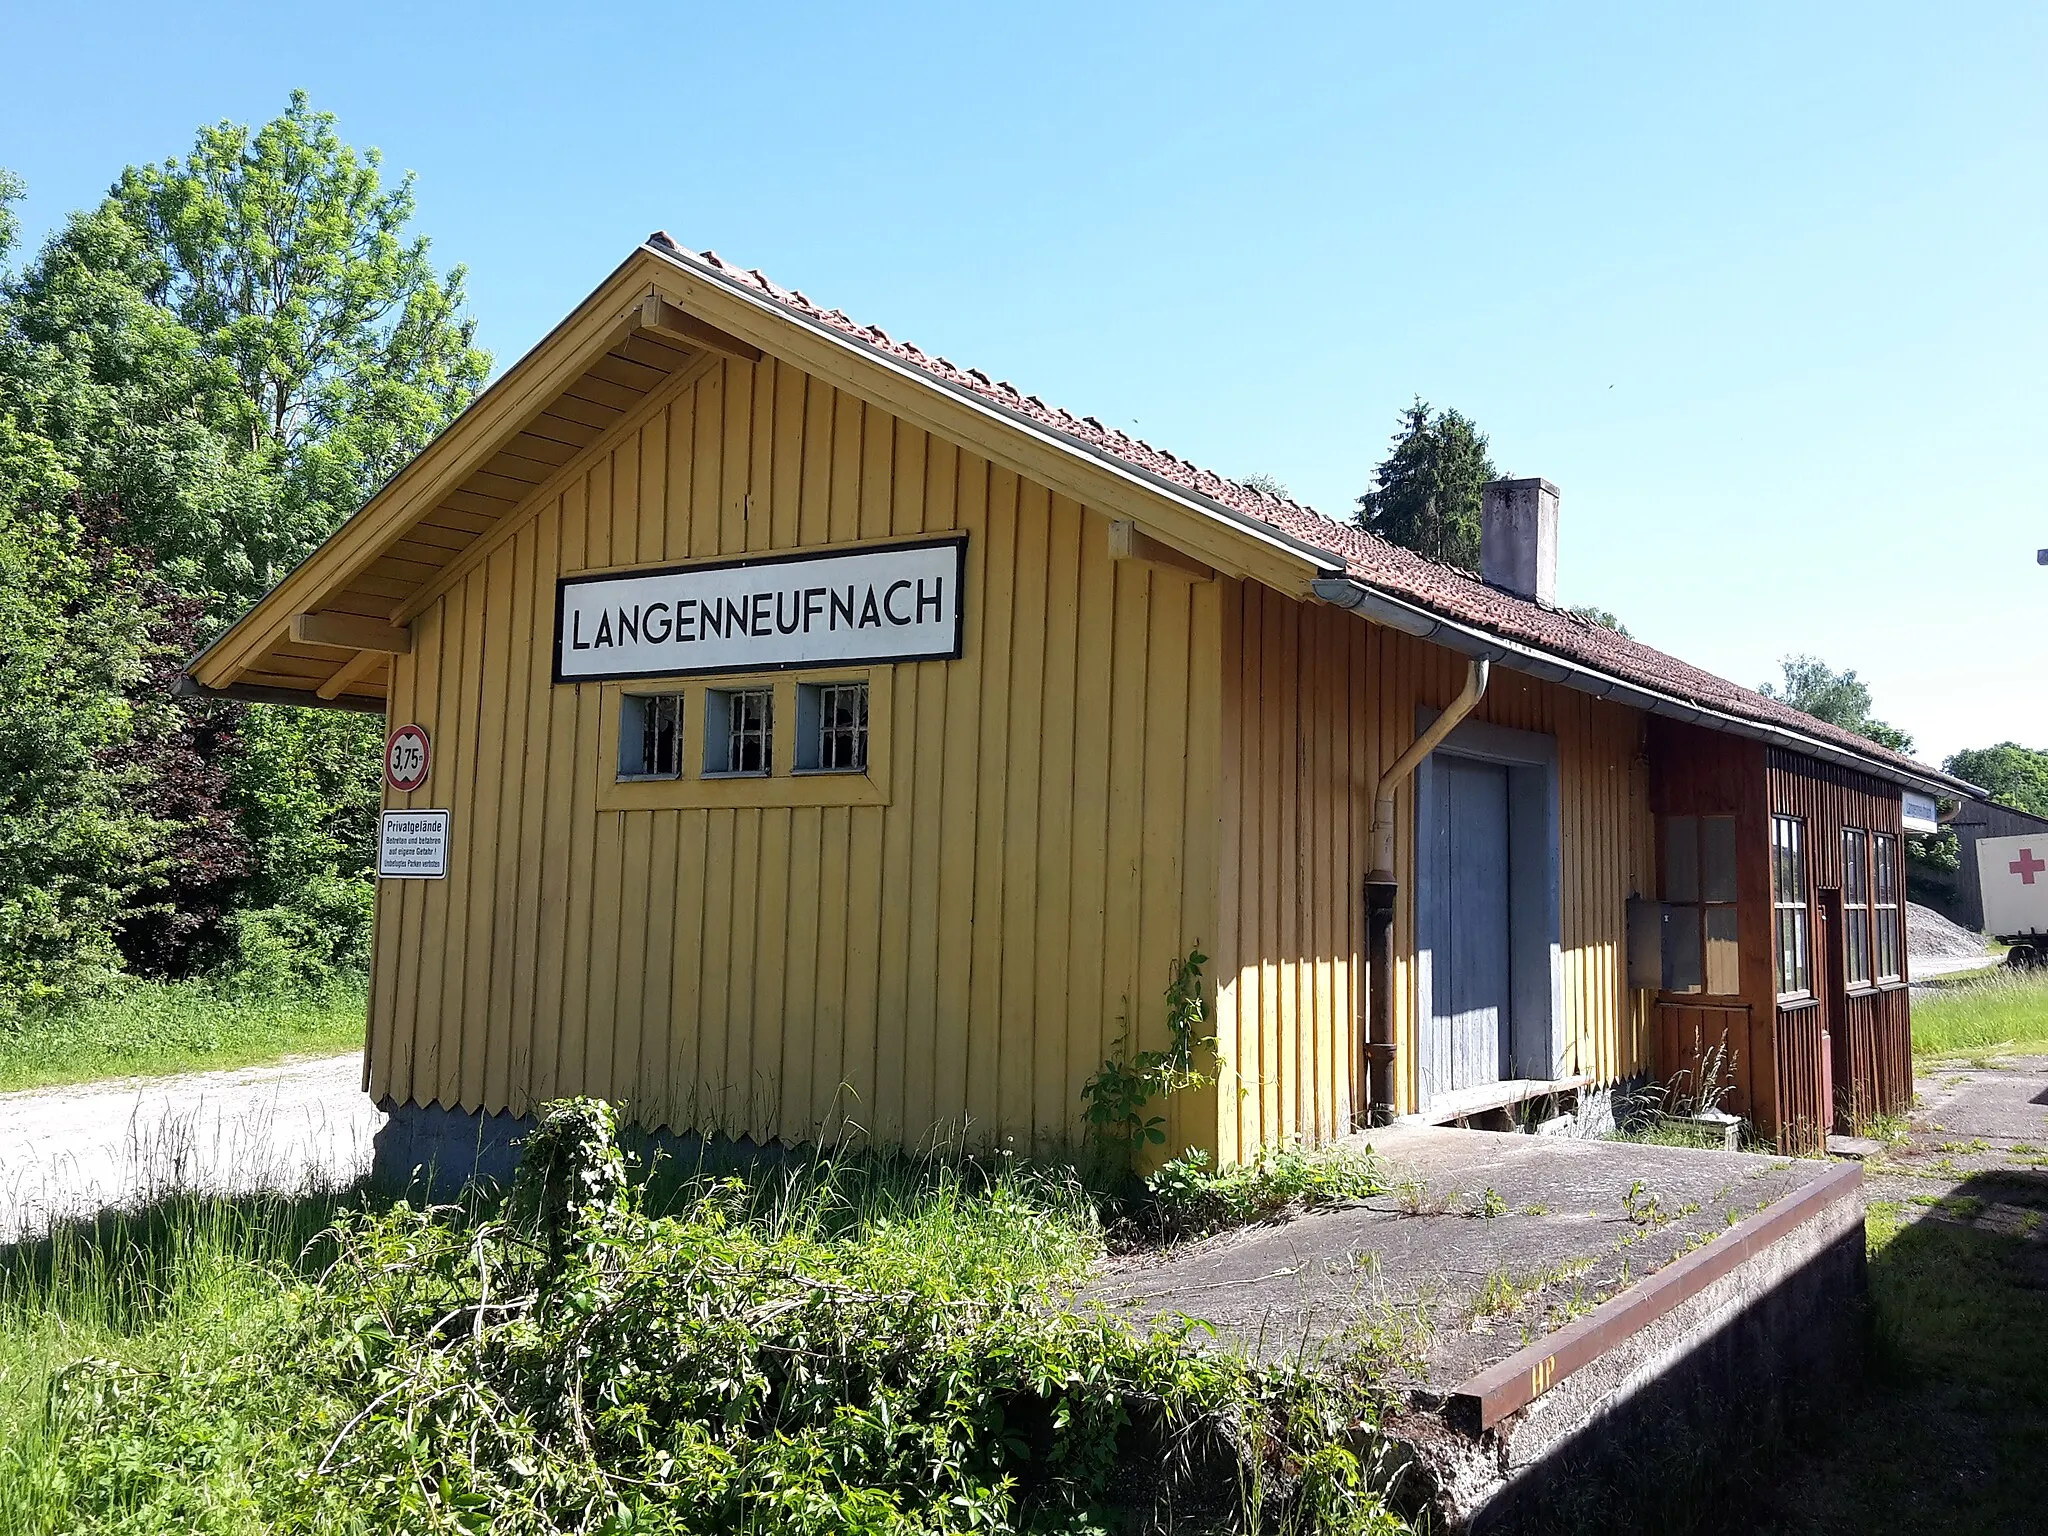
(1393, 1189), (1866, 1533)
(371, 1100), (797, 1198)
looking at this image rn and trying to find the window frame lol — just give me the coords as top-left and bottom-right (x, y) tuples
(616, 691), (684, 782)
(1772, 813), (1813, 1001)
(1842, 826), (1873, 990)
(1659, 813), (1742, 997)
(704, 685), (775, 778)
(795, 679), (870, 775)
(1873, 831), (1903, 984)
(593, 671), (892, 811)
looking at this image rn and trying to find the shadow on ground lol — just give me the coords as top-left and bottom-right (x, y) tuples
(1733, 1163), (2048, 1535)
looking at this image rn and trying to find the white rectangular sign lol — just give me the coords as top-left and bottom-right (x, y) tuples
(378, 809), (450, 879)
(553, 536), (967, 683)
(1977, 832), (2048, 939)
(1901, 789), (1940, 834)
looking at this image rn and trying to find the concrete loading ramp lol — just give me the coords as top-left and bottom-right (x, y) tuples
(1087, 1128), (1865, 1531)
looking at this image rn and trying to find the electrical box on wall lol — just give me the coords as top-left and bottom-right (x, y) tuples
(1625, 896), (1662, 990)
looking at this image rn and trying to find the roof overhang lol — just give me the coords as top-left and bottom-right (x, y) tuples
(1312, 576), (1985, 803)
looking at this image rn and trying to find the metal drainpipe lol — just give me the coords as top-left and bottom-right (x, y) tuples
(1363, 658), (1491, 1124)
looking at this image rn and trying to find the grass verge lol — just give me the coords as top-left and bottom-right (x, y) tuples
(0, 1102), (1412, 1535)
(1911, 968), (2048, 1059)
(0, 979), (365, 1093)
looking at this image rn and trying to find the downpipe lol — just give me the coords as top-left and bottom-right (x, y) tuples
(1363, 657), (1491, 1124)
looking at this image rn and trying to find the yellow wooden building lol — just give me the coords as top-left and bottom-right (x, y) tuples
(186, 236), (1975, 1170)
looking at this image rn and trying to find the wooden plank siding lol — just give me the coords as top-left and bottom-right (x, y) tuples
(1646, 721), (1781, 1140)
(1767, 749), (1913, 1140)
(1212, 581), (1654, 1162)
(371, 355), (1221, 1154)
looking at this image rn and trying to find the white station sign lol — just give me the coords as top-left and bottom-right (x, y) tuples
(378, 809), (450, 879)
(1901, 789), (1940, 834)
(553, 536), (967, 683)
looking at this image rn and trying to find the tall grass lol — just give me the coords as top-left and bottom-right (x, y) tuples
(1912, 969), (2048, 1058)
(0, 1113), (1410, 1534)
(0, 1187), (368, 1533)
(0, 979), (365, 1092)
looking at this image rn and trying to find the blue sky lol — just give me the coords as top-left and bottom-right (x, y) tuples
(5, 2), (2042, 765)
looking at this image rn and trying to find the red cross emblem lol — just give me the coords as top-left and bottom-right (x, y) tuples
(2013, 847), (2047, 885)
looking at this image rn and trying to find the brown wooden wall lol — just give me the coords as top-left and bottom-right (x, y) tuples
(1213, 580), (1655, 1161)
(1647, 727), (1913, 1152)
(1768, 750), (1913, 1136)
(1646, 721), (1779, 1138)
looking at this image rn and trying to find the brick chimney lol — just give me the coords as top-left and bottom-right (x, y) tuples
(1480, 477), (1559, 605)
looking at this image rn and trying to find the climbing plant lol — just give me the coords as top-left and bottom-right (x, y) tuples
(1082, 946), (1218, 1161)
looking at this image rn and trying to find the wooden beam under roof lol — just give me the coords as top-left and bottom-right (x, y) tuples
(291, 611), (413, 653)
(317, 647), (389, 701)
(636, 293), (764, 362)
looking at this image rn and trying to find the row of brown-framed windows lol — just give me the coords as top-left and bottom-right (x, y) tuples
(1669, 812), (1903, 1003)
(1842, 826), (1903, 987)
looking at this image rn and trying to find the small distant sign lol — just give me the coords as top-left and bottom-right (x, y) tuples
(384, 723), (431, 792)
(378, 809), (450, 879)
(1901, 789), (1940, 835)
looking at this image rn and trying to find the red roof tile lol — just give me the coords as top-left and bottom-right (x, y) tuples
(650, 235), (1962, 793)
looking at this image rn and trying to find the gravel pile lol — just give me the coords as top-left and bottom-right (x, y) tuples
(1908, 902), (1991, 960)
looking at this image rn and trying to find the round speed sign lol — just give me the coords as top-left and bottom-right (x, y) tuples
(385, 724), (431, 792)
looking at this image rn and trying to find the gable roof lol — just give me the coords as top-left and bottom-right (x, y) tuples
(184, 233), (1979, 800)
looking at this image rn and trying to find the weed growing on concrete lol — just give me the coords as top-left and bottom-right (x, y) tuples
(1622, 1180), (1667, 1227)
(1145, 1143), (1386, 1240)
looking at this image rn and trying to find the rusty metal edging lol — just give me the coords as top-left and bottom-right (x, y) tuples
(1448, 1161), (1864, 1432)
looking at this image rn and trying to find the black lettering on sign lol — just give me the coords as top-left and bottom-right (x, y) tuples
(553, 535), (968, 682)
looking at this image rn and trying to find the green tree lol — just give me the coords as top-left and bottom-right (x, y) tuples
(0, 449), (169, 1016)
(2, 92), (489, 625)
(1945, 743), (2048, 815)
(1758, 655), (1914, 754)
(1354, 399), (1498, 570)
(0, 101), (488, 994)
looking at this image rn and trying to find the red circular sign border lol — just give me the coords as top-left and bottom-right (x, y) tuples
(385, 723), (432, 793)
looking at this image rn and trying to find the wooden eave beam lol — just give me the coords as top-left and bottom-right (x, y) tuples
(317, 647), (389, 701)
(1108, 519), (1215, 580)
(292, 611), (413, 653)
(635, 294), (764, 362)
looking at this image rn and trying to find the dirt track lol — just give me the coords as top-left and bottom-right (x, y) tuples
(0, 1052), (383, 1243)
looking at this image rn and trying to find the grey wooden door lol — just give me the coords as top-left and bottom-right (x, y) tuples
(1439, 758), (1513, 1091)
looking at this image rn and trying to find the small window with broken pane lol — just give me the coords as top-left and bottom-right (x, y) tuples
(796, 681), (868, 773)
(704, 687), (773, 776)
(1661, 813), (1741, 994)
(618, 693), (683, 781)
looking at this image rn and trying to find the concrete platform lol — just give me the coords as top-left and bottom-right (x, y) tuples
(1086, 1126), (1866, 1531)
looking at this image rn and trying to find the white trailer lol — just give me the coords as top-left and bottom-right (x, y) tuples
(1975, 832), (2048, 964)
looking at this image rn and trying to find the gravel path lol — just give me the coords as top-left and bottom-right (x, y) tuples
(0, 1052), (383, 1243)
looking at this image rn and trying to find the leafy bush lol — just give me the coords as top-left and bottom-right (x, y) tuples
(11, 1102), (1411, 1534)
(1146, 1145), (1388, 1241)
